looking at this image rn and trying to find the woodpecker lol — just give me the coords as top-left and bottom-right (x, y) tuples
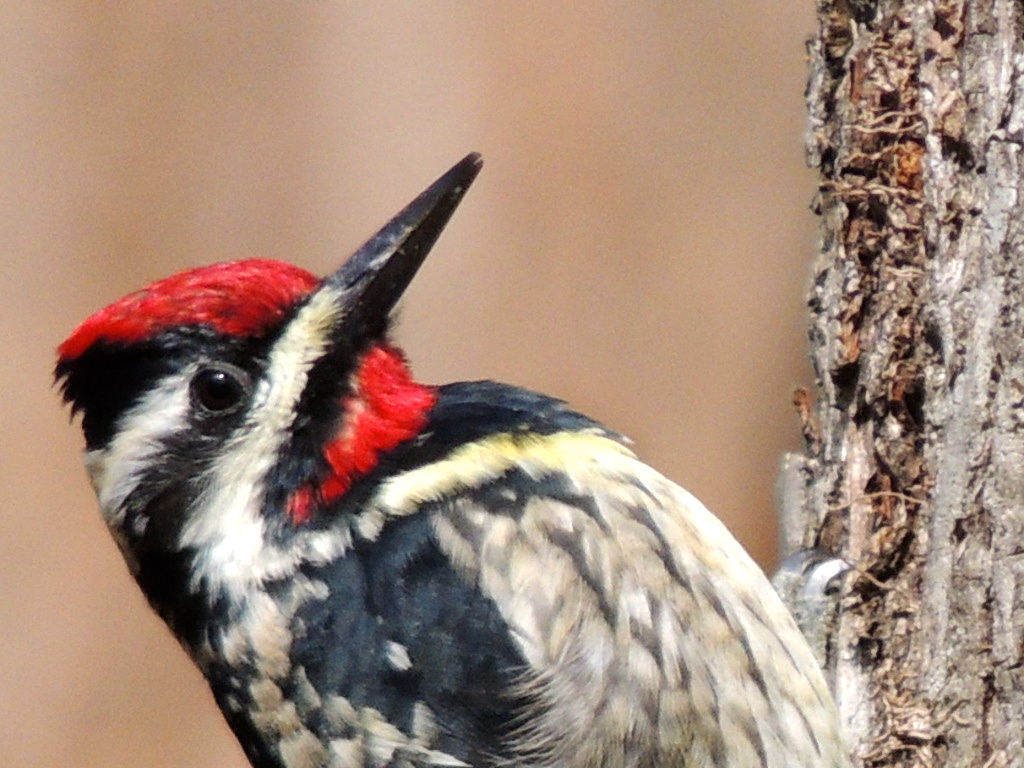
(56, 154), (849, 768)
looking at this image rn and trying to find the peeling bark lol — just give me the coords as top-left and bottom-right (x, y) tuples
(789, 1), (1024, 766)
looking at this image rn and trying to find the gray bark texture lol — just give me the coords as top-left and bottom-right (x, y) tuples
(792, 1), (1024, 766)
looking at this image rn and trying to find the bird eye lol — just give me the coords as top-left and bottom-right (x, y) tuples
(190, 365), (250, 414)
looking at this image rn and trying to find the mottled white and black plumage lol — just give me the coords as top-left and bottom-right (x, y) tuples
(56, 155), (850, 768)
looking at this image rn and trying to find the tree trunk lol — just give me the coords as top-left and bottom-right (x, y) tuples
(787, 1), (1024, 766)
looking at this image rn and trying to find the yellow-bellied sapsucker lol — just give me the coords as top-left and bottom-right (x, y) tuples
(56, 154), (850, 768)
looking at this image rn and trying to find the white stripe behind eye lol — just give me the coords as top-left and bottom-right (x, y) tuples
(86, 371), (194, 529)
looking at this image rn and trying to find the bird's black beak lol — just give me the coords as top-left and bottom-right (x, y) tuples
(274, 153), (482, 416)
(324, 152), (483, 340)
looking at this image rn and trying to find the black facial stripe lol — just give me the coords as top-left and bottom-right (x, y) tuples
(57, 342), (181, 450)
(56, 327), (272, 450)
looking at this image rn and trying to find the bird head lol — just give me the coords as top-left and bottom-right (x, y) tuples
(55, 154), (481, 607)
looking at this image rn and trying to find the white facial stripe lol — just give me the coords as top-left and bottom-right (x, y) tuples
(86, 371), (194, 528)
(250, 284), (345, 439)
(180, 283), (349, 600)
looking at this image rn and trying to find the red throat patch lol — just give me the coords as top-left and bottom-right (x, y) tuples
(58, 259), (319, 360)
(287, 344), (436, 524)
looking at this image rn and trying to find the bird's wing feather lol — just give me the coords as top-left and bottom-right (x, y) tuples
(424, 439), (848, 768)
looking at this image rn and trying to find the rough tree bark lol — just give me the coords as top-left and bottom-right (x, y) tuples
(781, 1), (1024, 766)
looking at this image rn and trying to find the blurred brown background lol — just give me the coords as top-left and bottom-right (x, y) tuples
(2, 4), (817, 767)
